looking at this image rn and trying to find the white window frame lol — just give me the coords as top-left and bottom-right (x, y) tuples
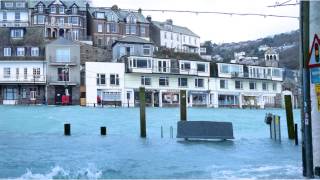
(235, 80), (243, 90)
(249, 82), (257, 90)
(3, 68), (10, 78)
(159, 77), (169, 86)
(4, 48), (11, 56)
(16, 2), (25, 8)
(195, 78), (204, 88)
(50, 6), (56, 13)
(96, 73), (106, 85)
(31, 47), (39, 56)
(178, 77), (188, 87)
(5, 2), (13, 8)
(110, 74), (120, 86)
(141, 76), (151, 86)
(17, 47), (25, 56)
(98, 24), (103, 33)
(220, 79), (228, 89)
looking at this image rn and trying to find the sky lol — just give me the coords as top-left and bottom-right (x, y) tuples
(91, 0), (299, 44)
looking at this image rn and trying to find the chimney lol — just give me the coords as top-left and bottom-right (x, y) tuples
(138, 8), (142, 14)
(166, 19), (173, 25)
(146, 16), (152, 22)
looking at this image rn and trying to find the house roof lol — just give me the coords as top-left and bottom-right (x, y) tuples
(265, 48), (278, 54)
(28, 0), (87, 10)
(152, 21), (199, 38)
(48, 37), (78, 46)
(112, 35), (153, 46)
(88, 7), (149, 23)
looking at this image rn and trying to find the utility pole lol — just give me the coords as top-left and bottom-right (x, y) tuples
(300, 1), (314, 178)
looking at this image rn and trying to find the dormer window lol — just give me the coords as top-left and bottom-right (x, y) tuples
(38, 5), (44, 13)
(50, 6), (56, 13)
(96, 12), (105, 19)
(72, 6), (78, 14)
(127, 15), (136, 23)
(59, 6), (65, 14)
(16, 2), (25, 8)
(107, 13), (115, 21)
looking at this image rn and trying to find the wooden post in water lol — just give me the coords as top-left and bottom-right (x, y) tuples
(101, 126), (107, 136)
(64, 123), (71, 136)
(139, 87), (146, 138)
(180, 90), (187, 121)
(284, 95), (295, 139)
(295, 123), (298, 145)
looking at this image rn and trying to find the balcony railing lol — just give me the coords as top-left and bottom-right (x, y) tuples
(48, 56), (78, 66)
(0, 21), (29, 27)
(45, 22), (73, 28)
(0, 75), (46, 83)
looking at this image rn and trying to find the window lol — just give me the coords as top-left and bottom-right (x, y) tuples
(3, 68), (10, 78)
(96, 12), (104, 19)
(17, 47), (25, 56)
(16, 68), (19, 79)
(4, 48), (11, 56)
(141, 26), (146, 36)
(235, 81), (243, 90)
(220, 64), (229, 73)
(164, 32), (167, 39)
(126, 25), (130, 34)
(58, 18), (64, 25)
(16, 2), (25, 8)
(37, 15), (45, 24)
(98, 24), (103, 33)
(141, 76), (151, 86)
(3, 12), (7, 20)
(143, 45), (151, 56)
(220, 80), (228, 89)
(272, 69), (281, 77)
(197, 63), (206, 72)
(22, 88), (27, 98)
(72, 7), (78, 14)
(181, 62), (190, 71)
(50, 6), (56, 13)
(159, 77), (169, 86)
(70, 17), (79, 25)
(59, 6), (64, 14)
(5, 2), (13, 8)
(110, 23), (116, 33)
(33, 68), (40, 78)
(38, 5), (44, 13)
(249, 82), (256, 90)
(262, 82), (268, 91)
(273, 83), (277, 91)
(178, 77), (188, 87)
(96, 74), (106, 85)
(195, 78), (204, 88)
(15, 12), (20, 21)
(24, 68), (27, 79)
(10, 29), (24, 38)
(56, 48), (71, 62)
(58, 68), (69, 81)
(31, 47), (39, 56)
(130, 25), (136, 34)
(110, 74), (119, 86)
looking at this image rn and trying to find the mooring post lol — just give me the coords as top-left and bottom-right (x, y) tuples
(64, 123), (70, 136)
(101, 126), (107, 136)
(284, 95), (295, 139)
(295, 123), (298, 145)
(140, 87), (146, 138)
(170, 126), (173, 138)
(94, 103), (96, 108)
(180, 90), (187, 121)
(161, 126), (163, 138)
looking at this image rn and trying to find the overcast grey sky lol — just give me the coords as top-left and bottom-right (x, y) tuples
(91, 0), (299, 44)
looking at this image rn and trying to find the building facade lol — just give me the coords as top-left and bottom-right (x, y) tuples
(0, 27), (46, 105)
(149, 18), (200, 54)
(87, 6), (150, 49)
(29, 0), (88, 41)
(46, 37), (81, 105)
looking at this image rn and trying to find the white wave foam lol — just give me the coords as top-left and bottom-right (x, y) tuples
(15, 164), (102, 180)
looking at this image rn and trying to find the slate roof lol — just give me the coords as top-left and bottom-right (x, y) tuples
(152, 21), (199, 37)
(48, 37), (78, 46)
(28, 0), (88, 10)
(112, 35), (153, 47)
(88, 7), (149, 23)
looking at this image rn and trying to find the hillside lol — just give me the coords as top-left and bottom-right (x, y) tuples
(205, 30), (300, 69)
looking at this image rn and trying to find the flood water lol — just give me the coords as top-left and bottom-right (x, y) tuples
(0, 106), (302, 179)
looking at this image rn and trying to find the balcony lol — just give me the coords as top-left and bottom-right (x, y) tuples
(48, 56), (78, 66)
(47, 76), (78, 86)
(45, 22), (73, 28)
(0, 21), (29, 27)
(0, 75), (46, 84)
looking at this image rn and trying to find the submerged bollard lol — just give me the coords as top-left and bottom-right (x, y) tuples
(101, 126), (107, 136)
(170, 126), (173, 138)
(294, 123), (298, 145)
(161, 126), (163, 138)
(180, 90), (187, 121)
(140, 87), (146, 138)
(284, 95), (295, 139)
(94, 103), (96, 107)
(64, 123), (71, 136)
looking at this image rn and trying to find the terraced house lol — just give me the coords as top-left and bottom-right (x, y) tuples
(29, 0), (88, 40)
(87, 5), (150, 49)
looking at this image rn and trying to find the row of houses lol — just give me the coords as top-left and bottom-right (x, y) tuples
(0, 0), (288, 108)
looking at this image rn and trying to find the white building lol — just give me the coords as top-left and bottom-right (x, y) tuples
(149, 18), (200, 54)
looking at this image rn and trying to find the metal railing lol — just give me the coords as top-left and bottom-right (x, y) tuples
(48, 56), (78, 65)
